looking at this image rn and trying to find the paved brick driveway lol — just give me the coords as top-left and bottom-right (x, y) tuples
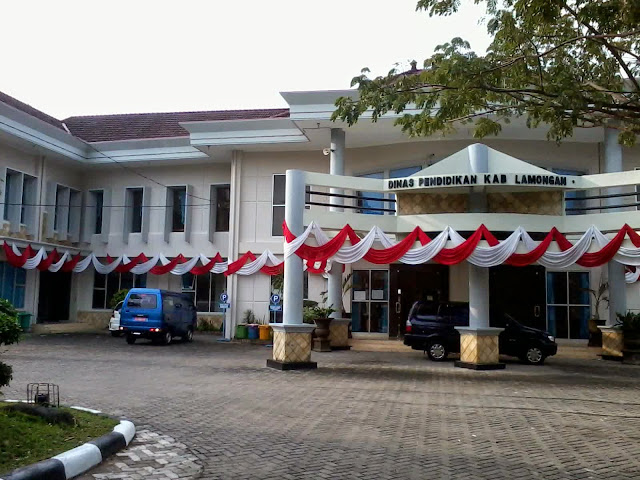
(3, 334), (640, 479)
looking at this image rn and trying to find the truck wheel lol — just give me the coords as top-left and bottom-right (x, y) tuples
(126, 335), (136, 345)
(426, 341), (448, 361)
(163, 331), (172, 345)
(183, 328), (194, 343)
(522, 345), (545, 365)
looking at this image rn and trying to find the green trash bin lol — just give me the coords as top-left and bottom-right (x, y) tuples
(17, 312), (32, 332)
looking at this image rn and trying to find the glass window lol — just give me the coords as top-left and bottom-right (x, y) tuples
(389, 167), (421, 213)
(214, 185), (230, 232)
(170, 186), (187, 232)
(181, 272), (225, 313)
(554, 169), (586, 215)
(357, 172), (385, 215)
(568, 272), (589, 305)
(127, 293), (157, 309)
(92, 271), (146, 309)
(127, 188), (143, 233)
(3, 171), (14, 220)
(21, 174), (37, 225)
(272, 175), (286, 236)
(91, 190), (104, 234)
(0, 262), (26, 309)
(54, 185), (65, 230)
(546, 272), (567, 304)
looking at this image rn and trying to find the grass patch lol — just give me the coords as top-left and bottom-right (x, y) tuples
(0, 402), (118, 474)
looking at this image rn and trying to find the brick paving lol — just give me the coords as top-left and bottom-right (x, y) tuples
(3, 333), (640, 479)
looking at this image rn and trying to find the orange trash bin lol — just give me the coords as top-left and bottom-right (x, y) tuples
(259, 325), (271, 340)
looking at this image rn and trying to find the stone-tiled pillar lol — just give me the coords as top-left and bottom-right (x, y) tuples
(599, 325), (624, 360)
(267, 324), (317, 370)
(267, 169), (317, 370)
(455, 263), (505, 370)
(328, 318), (351, 350)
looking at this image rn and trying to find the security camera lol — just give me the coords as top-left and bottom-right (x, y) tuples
(322, 148), (331, 156)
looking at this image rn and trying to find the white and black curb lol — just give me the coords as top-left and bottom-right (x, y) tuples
(1, 407), (135, 480)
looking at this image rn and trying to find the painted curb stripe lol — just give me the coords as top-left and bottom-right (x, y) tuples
(69, 406), (102, 414)
(1, 458), (66, 480)
(1, 419), (134, 480)
(53, 443), (102, 479)
(113, 420), (136, 445)
(89, 432), (127, 460)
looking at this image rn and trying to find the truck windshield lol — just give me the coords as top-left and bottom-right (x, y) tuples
(127, 293), (157, 309)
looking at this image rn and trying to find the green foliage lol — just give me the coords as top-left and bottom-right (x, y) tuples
(108, 289), (129, 309)
(616, 311), (640, 333)
(0, 301), (21, 390)
(585, 276), (609, 320)
(271, 273), (284, 294)
(333, 0), (640, 145)
(302, 305), (336, 324)
(0, 402), (118, 472)
(242, 309), (256, 324)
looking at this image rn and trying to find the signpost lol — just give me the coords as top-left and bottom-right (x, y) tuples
(269, 293), (282, 323)
(217, 293), (230, 342)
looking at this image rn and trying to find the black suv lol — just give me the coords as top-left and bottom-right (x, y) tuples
(404, 301), (558, 365)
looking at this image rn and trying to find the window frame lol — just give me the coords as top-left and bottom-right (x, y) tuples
(545, 270), (591, 339)
(90, 189), (104, 235)
(180, 272), (227, 313)
(272, 174), (286, 237)
(125, 187), (144, 234)
(354, 165), (423, 215)
(210, 183), (231, 233)
(92, 271), (147, 310)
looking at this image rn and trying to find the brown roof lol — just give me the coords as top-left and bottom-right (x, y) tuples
(0, 91), (66, 131)
(63, 108), (291, 142)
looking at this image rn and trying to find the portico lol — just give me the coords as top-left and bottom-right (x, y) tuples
(269, 142), (640, 370)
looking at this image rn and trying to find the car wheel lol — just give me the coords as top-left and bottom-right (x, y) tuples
(522, 345), (545, 365)
(163, 331), (172, 345)
(426, 341), (448, 361)
(183, 328), (194, 343)
(126, 334), (136, 345)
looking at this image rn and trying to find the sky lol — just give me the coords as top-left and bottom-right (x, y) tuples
(1, 0), (492, 119)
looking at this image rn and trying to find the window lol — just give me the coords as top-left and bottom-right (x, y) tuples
(554, 169), (586, 215)
(351, 270), (389, 333)
(126, 188), (143, 233)
(214, 185), (230, 232)
(169, 186), (187, 232)
(546, 271), (590, 339)
(127, 293), (157, 309)
(180, 272), (226, 312)
(92, 271), (147, 309)
(3, 169), (20, 221)
(0, 261), (26, 308)
(21, 174), (37, 227)
(91, 190), (104, 234)
(357, 166), (421, 215)
(272, 175), (286, 236)
(54, 185), (65, 231)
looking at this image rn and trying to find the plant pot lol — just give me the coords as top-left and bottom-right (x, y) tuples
(313, 317), (332, 352)
(588, 318), (603, 347)
(624, 332), (640, 351)
(247, 324), (259, 340)
(235, 324), (248, 339)
(258, 325), (271, 340)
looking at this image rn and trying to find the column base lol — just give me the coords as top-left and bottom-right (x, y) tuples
(599, 326), (624, 360)
(454, 327), (505, 369)
(329, 318), (351, 350)
(269, 323), (316, 369)
(266, 359), (318, 370)
(455, 360), (506, 370)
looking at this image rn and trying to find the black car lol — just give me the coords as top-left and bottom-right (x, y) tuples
(403, 301), (558, 365)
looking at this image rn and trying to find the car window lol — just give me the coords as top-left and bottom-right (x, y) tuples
(163, 296), (175, 311)
(127, 293), (158, 309)
(115, 301), (124, 311)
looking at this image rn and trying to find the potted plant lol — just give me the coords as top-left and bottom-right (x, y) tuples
(617, 311), (640, 352)
(585, 277), (608, 347)
(303, 304), (335, 352)
(256, 316), (271, 340)
(235, 309), (254, 340)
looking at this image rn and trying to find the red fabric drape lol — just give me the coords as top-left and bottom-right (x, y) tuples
(283, 222), (360, 262)
(432, 225), (497, 265)
(363, 227), (431, 264)
(37, 249), (59, 271)
(61, 254), (83, 272)
(3, 243), (34, 267)
(150, 255), (186, 275)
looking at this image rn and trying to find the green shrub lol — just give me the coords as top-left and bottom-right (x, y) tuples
(0, 302), (21, 390)
(108, 289), (129, 309)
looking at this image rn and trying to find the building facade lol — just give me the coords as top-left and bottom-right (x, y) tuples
(1, 89), (640, 343)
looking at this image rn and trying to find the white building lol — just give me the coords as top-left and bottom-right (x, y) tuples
(1, 88), (640, 352)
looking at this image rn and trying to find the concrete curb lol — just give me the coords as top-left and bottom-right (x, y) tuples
(0, 405), (135, 480)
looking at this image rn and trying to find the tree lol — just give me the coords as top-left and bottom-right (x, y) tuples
(0, 299), (22, 391)
(333, 0), (640, 145)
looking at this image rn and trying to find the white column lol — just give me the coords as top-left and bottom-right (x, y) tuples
(468, 263), (490, 329)
(328, 128), (345, 318)
(283, 170), (306, 325)
(226, 151), (242, 339)
(604, 127), (627, 324)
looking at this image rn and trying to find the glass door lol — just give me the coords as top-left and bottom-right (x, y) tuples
(546, 271), (590, 339)
(352, 270), (389, 333)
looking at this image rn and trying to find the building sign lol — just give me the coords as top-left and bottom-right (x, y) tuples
(386, 173), (572, 191)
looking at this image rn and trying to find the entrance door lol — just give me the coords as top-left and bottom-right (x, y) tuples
(37, 271), (71, 323)
(489, 265), (546, 331)
(389, 264), (449, 337)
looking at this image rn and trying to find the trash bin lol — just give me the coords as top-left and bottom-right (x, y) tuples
(17, 312), (32, 332)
